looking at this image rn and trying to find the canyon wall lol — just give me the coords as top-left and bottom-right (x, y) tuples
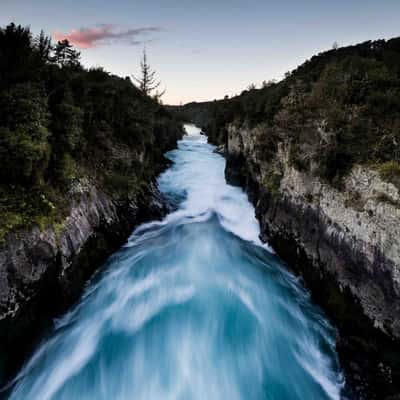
(223, 123), (400, 400)
(0, 143), (182, 386)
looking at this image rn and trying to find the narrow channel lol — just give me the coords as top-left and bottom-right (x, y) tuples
(9, 125), (344, 400)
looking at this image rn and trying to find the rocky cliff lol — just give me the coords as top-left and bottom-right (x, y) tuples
(223, 122), (400, 399)
(0, 177), (173, 385)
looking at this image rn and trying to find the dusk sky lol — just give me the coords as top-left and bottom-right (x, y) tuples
(1, 0), (400, 104)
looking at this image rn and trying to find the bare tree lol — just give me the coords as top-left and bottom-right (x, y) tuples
(132, 49), (165, 99)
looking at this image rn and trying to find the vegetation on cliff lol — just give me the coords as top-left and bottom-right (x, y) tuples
(0, 23), (182, 240)
(175, 38), (400, 187)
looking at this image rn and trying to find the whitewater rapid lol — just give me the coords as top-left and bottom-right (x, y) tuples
(8, 125), (344, 399)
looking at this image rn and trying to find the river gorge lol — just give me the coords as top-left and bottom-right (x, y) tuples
(6, 125), (344, 399)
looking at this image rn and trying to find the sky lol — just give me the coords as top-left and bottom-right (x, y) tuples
(1, 0), (400, 104)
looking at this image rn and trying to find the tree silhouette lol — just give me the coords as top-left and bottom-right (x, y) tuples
(53, 39), (81, 68)
(35, 30), (52, 63)
(132, 49), (165, 99)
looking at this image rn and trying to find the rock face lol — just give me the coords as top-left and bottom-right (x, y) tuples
(224, 123), (400, 400)
(0, 179), (169, 384)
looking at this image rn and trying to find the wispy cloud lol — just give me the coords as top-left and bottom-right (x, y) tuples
(53, 24), (162, 49)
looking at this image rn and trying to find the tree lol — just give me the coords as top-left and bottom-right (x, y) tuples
(53, 39), (81, 68)
(34, 30), (52, 63)
(262, 79), (276, 88)
(52, 97), (83, 151)
(0, 83), (50, 184)
(0, 23), (33, 88)
(132, 49), (165, 99)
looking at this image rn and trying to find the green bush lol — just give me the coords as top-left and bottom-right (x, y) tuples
(0, 83), (50, 184)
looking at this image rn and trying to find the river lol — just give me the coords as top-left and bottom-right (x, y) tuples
(8, 125), (344, 399)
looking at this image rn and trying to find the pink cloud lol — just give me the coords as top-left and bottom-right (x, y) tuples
(53, 24), (162, 49)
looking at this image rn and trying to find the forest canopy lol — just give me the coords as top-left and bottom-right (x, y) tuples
(0, 23), (181, 239)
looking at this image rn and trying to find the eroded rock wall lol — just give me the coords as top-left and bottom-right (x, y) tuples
(0, 181), (167, 382)
(224, 123), (400, 399)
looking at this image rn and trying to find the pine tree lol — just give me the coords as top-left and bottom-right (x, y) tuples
(53, 39), (81, 68)
(132, 49), (165, 99)
(35, 30), (52, 63)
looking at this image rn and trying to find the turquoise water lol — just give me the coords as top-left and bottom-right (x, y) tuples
(8, 125), (344, 399)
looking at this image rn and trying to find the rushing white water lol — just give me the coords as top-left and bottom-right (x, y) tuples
(8, 125), (344, 399)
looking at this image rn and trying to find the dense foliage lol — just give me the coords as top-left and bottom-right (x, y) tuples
(0, 23), (182, 239)
(176, 38), (400, 186)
